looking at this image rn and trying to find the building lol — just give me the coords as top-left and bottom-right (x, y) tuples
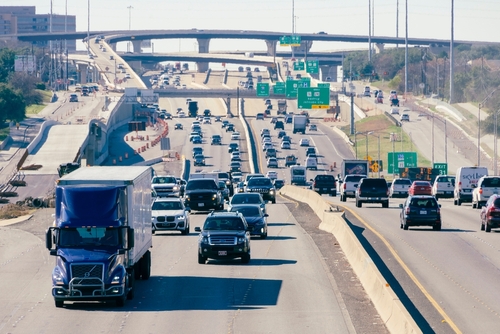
(0, 6), (76, 52)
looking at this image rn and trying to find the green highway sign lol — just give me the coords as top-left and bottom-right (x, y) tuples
(306, 60), (319, 74)
(299, 77), (311, 88)
(433, 163), (448, 175)
(290, 35), (301, 46)
(279, 36), (291, 46)
(256, 82), (270, 97)
(387, 152), (418, 174)
(285, 80), (300, 98)
(273, 82), (286, 95)
(297, 87), (330, 109)
(318, 82), (330, 89)
(293, 62), (305, 71)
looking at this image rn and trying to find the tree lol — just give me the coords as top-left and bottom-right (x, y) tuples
(0, 48), (16, 83)
(8, 72), (43, 105)
(0, 83), (26, 123)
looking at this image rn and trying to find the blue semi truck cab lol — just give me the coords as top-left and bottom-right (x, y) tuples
(46, 166), (153, 308)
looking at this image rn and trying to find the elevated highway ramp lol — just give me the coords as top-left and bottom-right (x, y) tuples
(21, 124), (89, 175)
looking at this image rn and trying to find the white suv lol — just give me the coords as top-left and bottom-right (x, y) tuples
(339, 174), (366, 202)
(432, 175), (455, 200)
(472, 176), (500, 209)
(389, 178), (412, 198)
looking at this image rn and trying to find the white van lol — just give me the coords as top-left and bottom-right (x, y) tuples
(363, 86), (371, 97)
(305, 157), (318, 170)
(454, 166), (488, 206)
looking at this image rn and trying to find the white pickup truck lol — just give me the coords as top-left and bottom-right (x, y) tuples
(339, 174), (366, 202)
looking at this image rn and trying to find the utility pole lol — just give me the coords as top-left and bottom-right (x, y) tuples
(449, 0), (455, 104)
(127, 5), (133, 53)
(368, 0), (372, 62)
(396, 0), (399, 48)
(404, 0), (408, 98)
(87, 0), (90, 56)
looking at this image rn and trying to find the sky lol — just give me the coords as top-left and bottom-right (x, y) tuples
(4, 0), (500, 53)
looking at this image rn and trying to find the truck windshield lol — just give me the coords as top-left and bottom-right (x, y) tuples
(59, 228), (120, 247)
(292, 169), (305, 176)
(153, 176), (177, 184)
(186, 179), (217, 190)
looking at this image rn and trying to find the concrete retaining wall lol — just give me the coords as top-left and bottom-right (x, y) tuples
(26, 120), (58, 154)
(279, 185), (421, 334)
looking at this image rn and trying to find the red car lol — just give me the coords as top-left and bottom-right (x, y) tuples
(480, 194), (500, 232)
(408, 181), (432, 196)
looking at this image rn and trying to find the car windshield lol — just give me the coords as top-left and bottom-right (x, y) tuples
(186, 179), (217, 190)
(203, 218), (245, 231)
(292, 169), (305, 176)
(248, 178), (272, 186)
(230, 206), (261, 217)
(59, 227), (119, 247)
(409, 198), (437, 208)
(231, 194), (261, 204)
(153, 176), (177, 184)
(152, 201), (183, 211)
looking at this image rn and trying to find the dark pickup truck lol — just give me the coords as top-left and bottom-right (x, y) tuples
(355, 178), (389, 208)
(312, 174), (336, 196)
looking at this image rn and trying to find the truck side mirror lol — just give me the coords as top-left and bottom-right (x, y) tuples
(46, 227), (55, 251)
(127, 228), (135, 250)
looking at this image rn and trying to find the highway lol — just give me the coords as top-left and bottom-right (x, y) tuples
(3, 41), (500, 332)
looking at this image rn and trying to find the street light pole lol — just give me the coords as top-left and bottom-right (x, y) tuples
(432, 115), (435, 165)
(127, 5), (133, 53)
(87, 0), (90, 56)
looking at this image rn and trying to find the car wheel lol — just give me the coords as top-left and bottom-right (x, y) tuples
(477, 203), (482, 209)
(400, 222), (403, 229)
(272, 198), (276, 204)
(486, 222), (492, 232)
(219, 203), (224, 210)
(55, 299), (64, 308)
(472, 202), (477, 209)
(260, 232), (267, 239)
(433, 224), (442, 231)
(198, 253), (206, 264)
(481, 221), (485, 231)
(453, 199), (457, 205)
(241, 253), (251, 264)
(382, 201), (389, 208)
(356, 200), (362, 208)
(341, 194), (346, 202)
(403, 222), (409, 230)
(457, 199), (462, 206)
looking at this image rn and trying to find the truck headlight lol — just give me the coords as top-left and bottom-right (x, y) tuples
(237, 237), (246, 243)
(226, 180), (231, 185)
(185, 195), (190, 201)
(111, 273), (123, 284)
(269, 190), (275, 195)
(173, 186), (179, 191)
(212, 194), (217, 200)
(53, 269), (64, 285)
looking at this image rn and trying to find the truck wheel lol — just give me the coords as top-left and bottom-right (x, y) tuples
(341, 194), (346, 202)
(219, 203), (224, 210)
(382, 201), (389, 208)
(181, 224), (189, 235)
(356, 200), (361, 208)
(481, 221), (485, 231)
(457, 199), (462, 206)
(403, 222), (409, 230)
(127, 270), (135, 300)
(141, 250), (151, 280)
(453, 199), (457, 205)
(472, 202), (477, 209)
(134, 261), (141, 280)
(55, 299), (64, 308)
(241, 253), (251, 264)
(272, 198), (276, 204)
(433, 224), (442, 231)
(486, 222), (492, 232)
(198, 253), (206, 264)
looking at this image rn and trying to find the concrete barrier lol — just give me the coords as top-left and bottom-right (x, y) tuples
(26, 120), (58, 154)
(280, 185), (421, 334)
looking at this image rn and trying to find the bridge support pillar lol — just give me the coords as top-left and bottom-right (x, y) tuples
(195, 38), (211, 73)
(76, 63), (88, 84)
(320, 65), (337, 82)
(132, 40), (142, 53)
(265, 40), (277, 57)
(374, 43), (385, 53)
(226, 97), (231, 114)
(108, 42), (117, 52)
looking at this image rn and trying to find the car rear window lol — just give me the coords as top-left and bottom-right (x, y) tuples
(437, 177), (454, 183)
(482, 177), (500, 187)
(394, 179), (412, 185)
(315, 175), (334, 181)
(345, 175), (365, 182)
(410, 198), (437, 208)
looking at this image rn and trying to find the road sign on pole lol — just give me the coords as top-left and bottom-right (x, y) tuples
(297, 87), (330, 109)
(279, 36), (291, 46)
(299, 77), (311, 88)
(273, 82), (286, 95)
(433, 163), (448, 175)
(256, 83), (270, 97)
(318, 82), (330, 89)
(306, 60), (319, 74)
(293, 62), (305, 71)
(387, 152), (418, 174)
(290, 35), (301, 46)
(285, 80), (299, 98)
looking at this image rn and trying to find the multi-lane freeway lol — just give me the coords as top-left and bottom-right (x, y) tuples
(2, 39), (500, 334)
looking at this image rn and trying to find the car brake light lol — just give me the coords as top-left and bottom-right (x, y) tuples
(479, 188), (483, 194)
(343, 183), (346, 190)
(405, 207), (410, 214)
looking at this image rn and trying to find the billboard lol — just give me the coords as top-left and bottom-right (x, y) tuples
(14, 55), (36, 72)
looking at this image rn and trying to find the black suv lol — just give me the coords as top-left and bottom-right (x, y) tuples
(274, 121), (284, 130)
(355, 178), (389, 208)
(184, 178), (224, 211)
(245, 177), (276, 203)
(399, 195), (441, 231)
(211, 135), (221, 145)
(312, 175), (336, 196)
(194, 212), (251, 264)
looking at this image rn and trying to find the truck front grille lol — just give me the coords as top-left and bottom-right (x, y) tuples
(70, 263), (104, 285)
(209, 236), (237, 245)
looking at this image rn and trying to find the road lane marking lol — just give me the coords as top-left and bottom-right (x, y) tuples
(335, 202), (462, 334)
